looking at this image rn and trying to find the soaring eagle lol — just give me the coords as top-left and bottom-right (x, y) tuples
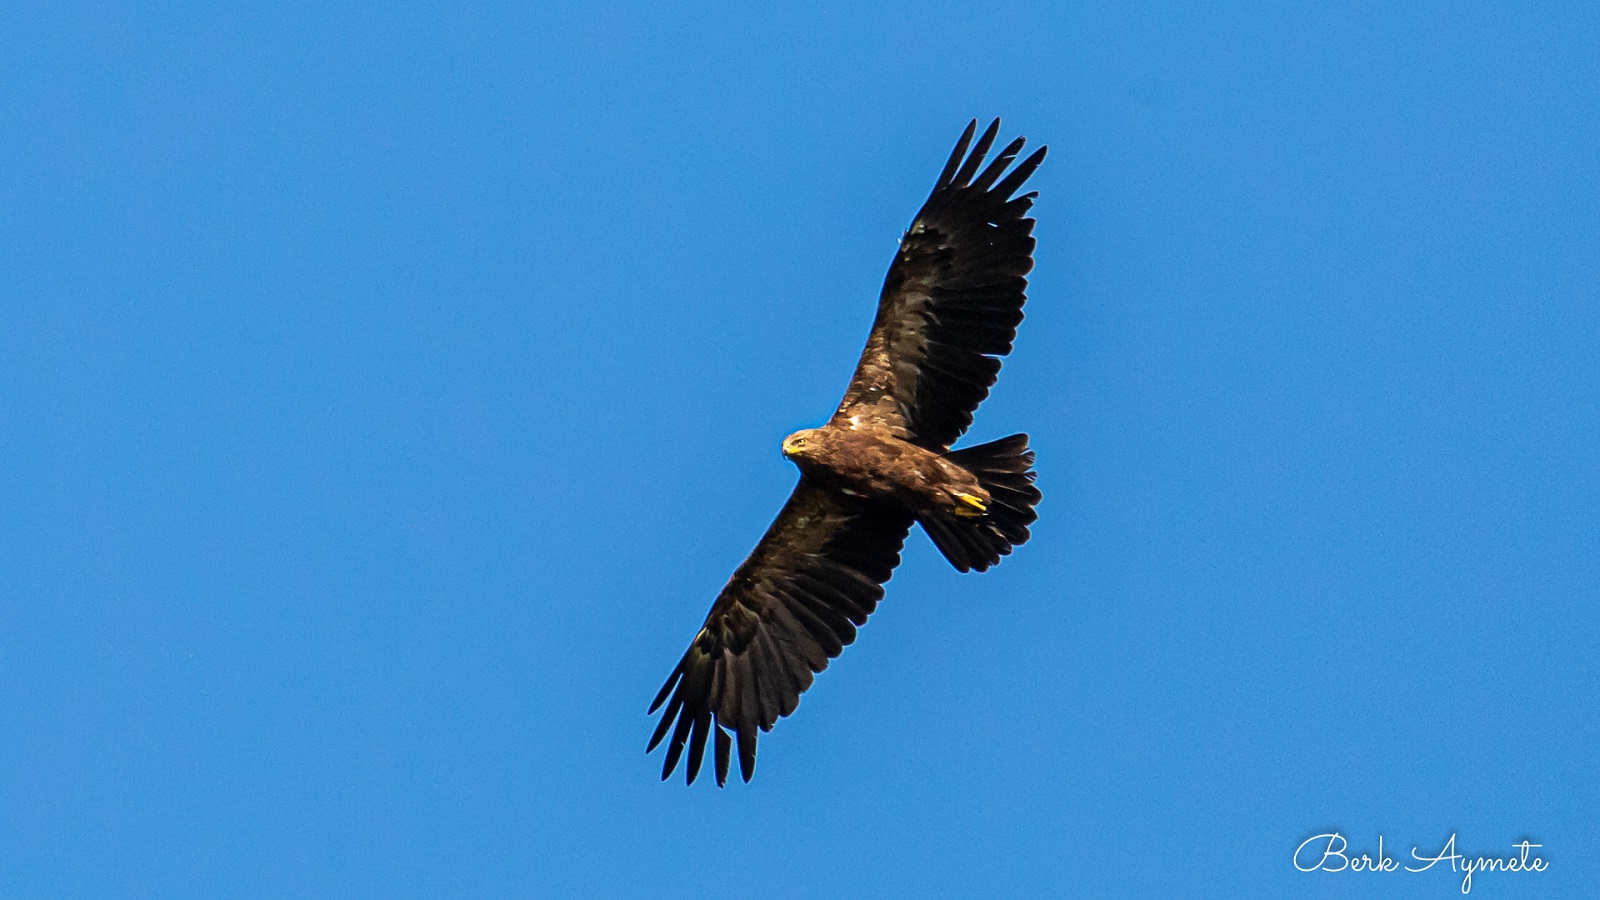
(648, 120), (1046, 786)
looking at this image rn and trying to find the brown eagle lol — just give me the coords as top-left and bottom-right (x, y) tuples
(648, 119), (1046, 786)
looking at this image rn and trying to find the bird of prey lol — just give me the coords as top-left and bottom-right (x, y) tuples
(648, 119), (1045, 786)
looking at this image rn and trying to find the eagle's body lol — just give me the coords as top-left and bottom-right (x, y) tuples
(782, 426), (990, 522)
(649, 120), (1046, 786)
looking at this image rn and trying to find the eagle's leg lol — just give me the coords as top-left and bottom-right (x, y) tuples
(952, 492), (988, 517)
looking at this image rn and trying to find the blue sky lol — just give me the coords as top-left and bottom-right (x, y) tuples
(2, 2), (1596, 896)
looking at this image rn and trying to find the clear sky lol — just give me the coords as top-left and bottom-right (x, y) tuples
(2, 2), (1596, 897)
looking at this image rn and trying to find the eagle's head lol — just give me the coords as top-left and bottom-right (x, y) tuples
(781, 428), (824, 463)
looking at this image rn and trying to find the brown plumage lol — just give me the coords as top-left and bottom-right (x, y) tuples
(648, 120), (1046, 786)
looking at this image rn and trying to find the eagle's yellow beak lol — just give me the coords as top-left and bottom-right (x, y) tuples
(781, 436), (800, 458)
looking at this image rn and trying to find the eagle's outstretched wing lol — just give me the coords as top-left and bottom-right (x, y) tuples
(647, 480), (913, 785)
(833, 119), (1046, 450)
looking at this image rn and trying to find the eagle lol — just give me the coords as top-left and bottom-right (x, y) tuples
(648, 119), (1046, 786)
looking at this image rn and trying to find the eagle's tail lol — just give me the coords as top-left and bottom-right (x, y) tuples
(921, 433), (1041, 573)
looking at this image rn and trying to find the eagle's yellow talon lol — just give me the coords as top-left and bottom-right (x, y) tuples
(954, 492), (987, 517)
